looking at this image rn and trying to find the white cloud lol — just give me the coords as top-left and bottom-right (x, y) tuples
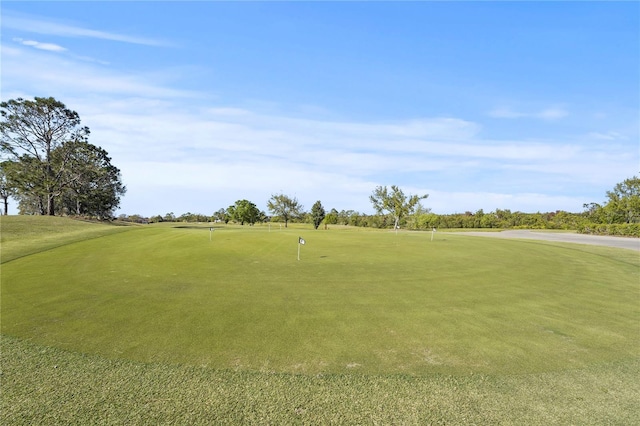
(4, 12), (170, 46)
(488, 106), (568, 120)
(537, 107), (568, 120)
(80, 98), (632, 215)
(586, 131), (627, 141)
(14, 38), (67, 52)
(1, 43), (199, 99)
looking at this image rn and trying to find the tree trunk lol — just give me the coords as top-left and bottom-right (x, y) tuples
(47, 193), (55, 215)
(2, 196), (7, 215)
(38, 196), (46, 215)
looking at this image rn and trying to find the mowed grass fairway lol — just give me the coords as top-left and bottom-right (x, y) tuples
(2, 216), (639, 424)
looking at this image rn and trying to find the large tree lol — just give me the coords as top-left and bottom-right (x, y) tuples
(267, 193), (303, 228)
(311, 200), (326, 229)
(1, 97), (90, 215)
(369, 185), (428, 233)
(56, 141), (126, 218)
(228, 199), (260, 225)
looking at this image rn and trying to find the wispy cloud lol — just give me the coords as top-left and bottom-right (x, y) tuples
(586, 131), (627, 141)
(3, 12), (170, 47)
(13, 38), (67, 52)
(78, 97), (631, 214)
(488, 106), (569, 120)
(2, 43), (198, 99)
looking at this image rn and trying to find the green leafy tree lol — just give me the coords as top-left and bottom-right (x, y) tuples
(228, 199), (260, 225)
(369, 185), (428, 233)
(1, 97), (90, 215)
(311, 200), (326, 229)
(258, 210), (268, 223)
(213, 208), (229, 223)
(1, 156), (47, 214)
(605, 176), (640, 223)
(56, 141), (126, 218)
(583, 203), (606, 223)
(267, 193), (303, 228)
(149, 215), (164, 223)
(324, 208), (339, 225)
(0, 161), (16, 215)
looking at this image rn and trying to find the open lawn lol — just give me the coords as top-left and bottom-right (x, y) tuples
(1, 217), (639, 424)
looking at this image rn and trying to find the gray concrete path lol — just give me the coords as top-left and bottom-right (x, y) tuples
(454, 230), (640, 252)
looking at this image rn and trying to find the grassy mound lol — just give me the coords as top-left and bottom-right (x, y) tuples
(0, 215), (132, 263)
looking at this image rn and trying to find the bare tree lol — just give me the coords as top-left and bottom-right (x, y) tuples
(267, 193), (304, 228)
(370, 185), (428, 233)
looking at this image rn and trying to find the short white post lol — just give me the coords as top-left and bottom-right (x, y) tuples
(297, 237), (305, 260)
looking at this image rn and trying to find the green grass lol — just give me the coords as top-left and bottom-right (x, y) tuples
(1, 217), (639, 424)
(0, 215), (132, 263)
(2, 335), (638, 425)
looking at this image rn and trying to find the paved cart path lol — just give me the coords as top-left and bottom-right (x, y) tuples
(454, 230), (640, 252)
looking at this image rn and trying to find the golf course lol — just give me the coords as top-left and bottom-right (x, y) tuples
(1, 216), (638, 424)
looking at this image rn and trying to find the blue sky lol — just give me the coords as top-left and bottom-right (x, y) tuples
(2, 1), (638, 216)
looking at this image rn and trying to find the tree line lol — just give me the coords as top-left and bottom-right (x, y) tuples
(118, 178), (639, 237)
(2, 97), (637, 236)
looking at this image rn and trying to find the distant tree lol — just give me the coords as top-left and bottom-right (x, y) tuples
(311, 200), (326, 229)
(228, 199), (260, 225)
(369, 185), (428, 233)
(582, 203), (615, 223)
(605, 176), (640, 223)
(324, 208), (339, 225)
(149, 215), (164, 223)
(337, 209), (356, 226)
(163, 212), (176, 222)
(1, 97), (90, 215)
(406, 201), (431, 230)
(213, 208), (229, 223)
(267, 193), (303, 228)
(127, 214), (146, 224)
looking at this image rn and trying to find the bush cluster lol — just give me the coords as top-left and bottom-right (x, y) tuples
(577, 223), (640, 237)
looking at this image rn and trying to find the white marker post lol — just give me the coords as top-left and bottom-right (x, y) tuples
(210, 227), (213, 241)
(431, 227), (436, 241)
(298, 237), (305, 261)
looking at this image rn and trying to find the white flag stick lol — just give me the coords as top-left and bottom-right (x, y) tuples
(297, 237), (305, 260)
